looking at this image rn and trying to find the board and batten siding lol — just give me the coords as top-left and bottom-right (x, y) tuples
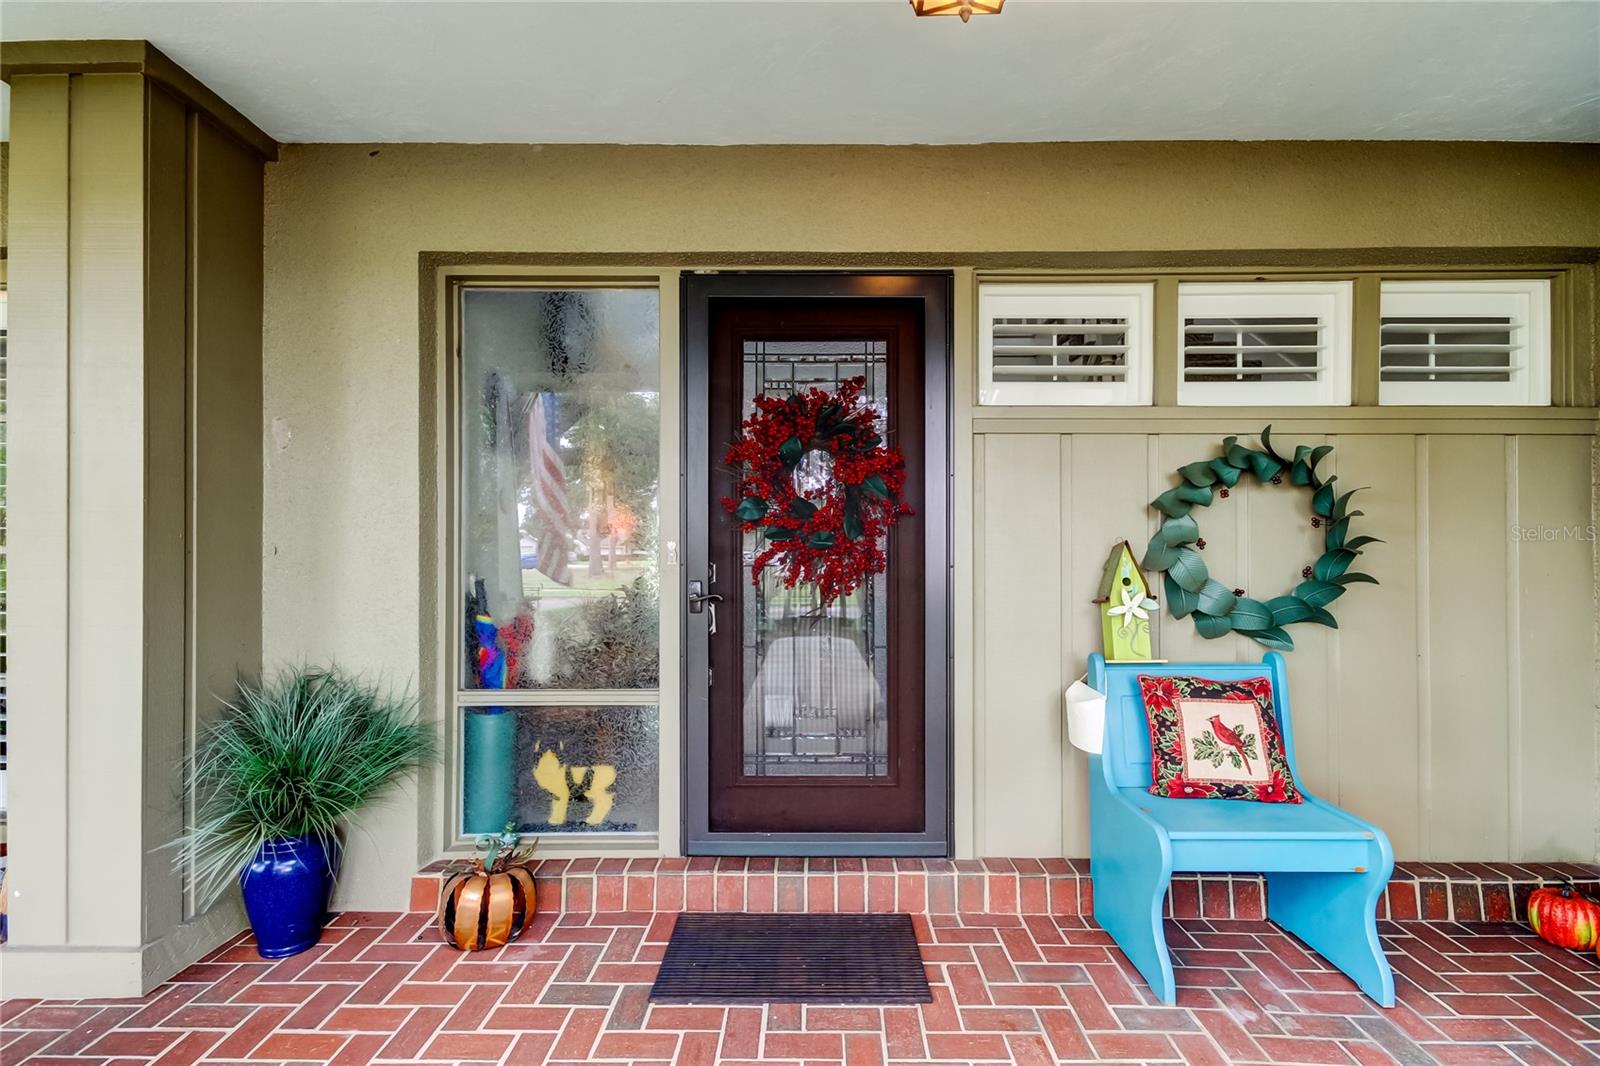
(974, 429), (1597, 863)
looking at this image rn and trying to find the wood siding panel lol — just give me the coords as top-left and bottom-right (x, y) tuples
(66, 73), (149, 948)
(979, 435), (1063, 856)
(1063, 434), (1151, 854)
(6, 73), (74, 946)
(142, 82), (190, 944)
(975, 428), (1592, 862)
(1326, 436), (1422, 858)
(1513, 435), (1597, 858)
(189, 117), (266, 749)
(1426, 436), (1512, 860)
(8, 71), (267, 992)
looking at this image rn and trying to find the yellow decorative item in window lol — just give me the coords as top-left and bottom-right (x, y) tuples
(532, 748), (617, 826)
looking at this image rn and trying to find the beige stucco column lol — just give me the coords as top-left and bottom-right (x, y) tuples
(0, 43), (275, 998)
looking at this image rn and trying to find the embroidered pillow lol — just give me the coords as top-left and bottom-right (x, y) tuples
(1137, 674), (1302, 804)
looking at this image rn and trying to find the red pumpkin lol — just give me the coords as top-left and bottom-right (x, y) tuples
(1527, 886), (1600, 950)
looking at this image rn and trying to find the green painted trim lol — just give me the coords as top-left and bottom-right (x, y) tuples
(1352, 275), (1382, 407)
(419, 250), (1600, 271)
(973, 411), (1599, 435)
(1152, 277), (1180, 407)
(2, 40), (277, 160)
(1573, 264), (1599, 407)
(1549, 264), (1597, 407)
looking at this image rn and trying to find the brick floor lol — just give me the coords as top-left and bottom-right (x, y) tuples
(6, 909), (1600, 1065)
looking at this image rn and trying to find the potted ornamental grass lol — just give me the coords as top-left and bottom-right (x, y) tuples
(177, 668), (436, 958)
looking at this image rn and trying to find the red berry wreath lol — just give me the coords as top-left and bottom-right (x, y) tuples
(722, 377), (912, 604)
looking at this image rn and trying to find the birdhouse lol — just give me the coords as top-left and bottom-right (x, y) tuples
(1094, 541), (1158, 662)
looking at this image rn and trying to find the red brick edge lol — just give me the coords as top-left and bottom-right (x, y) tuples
(411, 857), (1600, 923)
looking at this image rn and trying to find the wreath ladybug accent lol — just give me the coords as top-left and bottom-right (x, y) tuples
(1140, 426), (1381, 651)
(722, 377), (911, 603)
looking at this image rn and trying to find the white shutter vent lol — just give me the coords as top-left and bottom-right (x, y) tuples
(1379, 280), (1549, 406)
(979, 283), (1153, 405)
(1177, 282), (1352, 406)
(992, 319), (1129, 384)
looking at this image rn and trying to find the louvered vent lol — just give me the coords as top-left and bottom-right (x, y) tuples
(1381, 317), (1518, 383)
(1183, 317), (1324, 383)
(978, 283), (1153, 406)
(990, 317), (1130, 384)
(1176, 282), (1352, 406)
(1377, 281), (1549, 406)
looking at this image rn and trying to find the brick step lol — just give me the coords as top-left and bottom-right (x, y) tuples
(412, 857), (1600, 924)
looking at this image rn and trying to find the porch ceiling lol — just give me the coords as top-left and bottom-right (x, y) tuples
(2, 0), (1597, 145)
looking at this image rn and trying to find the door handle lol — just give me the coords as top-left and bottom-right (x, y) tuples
(687, 579), (725, 635)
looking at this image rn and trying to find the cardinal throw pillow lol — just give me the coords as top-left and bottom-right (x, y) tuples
(1137, 674), (1302, 804)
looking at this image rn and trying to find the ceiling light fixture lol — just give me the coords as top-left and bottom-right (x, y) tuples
(909, 0), (1004, 23)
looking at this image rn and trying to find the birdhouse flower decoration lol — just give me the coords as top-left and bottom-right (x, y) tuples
(1095, 541), (1158, 662)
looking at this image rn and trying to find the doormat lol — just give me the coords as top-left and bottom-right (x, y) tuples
(650, 913), (932, 1003)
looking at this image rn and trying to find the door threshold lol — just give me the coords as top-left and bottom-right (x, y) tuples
(690, 834), (950, 858)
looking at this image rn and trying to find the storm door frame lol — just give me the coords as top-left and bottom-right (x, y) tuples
(681, 272), (952, 856)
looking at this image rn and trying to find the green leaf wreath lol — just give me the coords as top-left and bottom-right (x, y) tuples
(1140, 426), (1380, 652)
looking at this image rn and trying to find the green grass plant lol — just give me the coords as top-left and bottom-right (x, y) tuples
(177, 668), (436, 908)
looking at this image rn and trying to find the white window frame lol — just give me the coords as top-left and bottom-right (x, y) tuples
(1378, 279), (1551, 407)
(978, 282), (1154, 406)
(1177, 281), (1353, 407)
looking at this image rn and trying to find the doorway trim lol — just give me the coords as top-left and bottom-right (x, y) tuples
(681, 272), (952, 856)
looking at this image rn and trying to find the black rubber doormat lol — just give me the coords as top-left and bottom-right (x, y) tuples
(650, 913), (932, 1003)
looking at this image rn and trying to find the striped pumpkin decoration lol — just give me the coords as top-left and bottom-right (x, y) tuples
(437, 863), (537, 951)
(1527, 885), (1600, 951)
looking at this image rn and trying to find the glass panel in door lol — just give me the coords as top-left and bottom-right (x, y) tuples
(738, 339), (891, 778)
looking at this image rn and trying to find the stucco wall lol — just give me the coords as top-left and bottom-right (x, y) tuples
(262, 142), (1600, 908)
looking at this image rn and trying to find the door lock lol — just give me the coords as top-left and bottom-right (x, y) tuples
(687, 579), (725, 635)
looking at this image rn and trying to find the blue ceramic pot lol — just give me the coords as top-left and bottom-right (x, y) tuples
(239, 833), (339, 959)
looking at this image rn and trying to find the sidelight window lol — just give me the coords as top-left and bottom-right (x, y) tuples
(455, 285), (661, 838)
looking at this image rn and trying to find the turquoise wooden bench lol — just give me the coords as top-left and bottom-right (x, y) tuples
(1087, 652), (1395, 1007)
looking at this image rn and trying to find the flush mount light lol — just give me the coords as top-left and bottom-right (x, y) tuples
(909, 0), (1004, 22)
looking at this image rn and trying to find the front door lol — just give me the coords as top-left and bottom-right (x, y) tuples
(684, 274), (950, 855)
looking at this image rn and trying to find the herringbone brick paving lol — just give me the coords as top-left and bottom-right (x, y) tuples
(5, 909), (1600, 1065)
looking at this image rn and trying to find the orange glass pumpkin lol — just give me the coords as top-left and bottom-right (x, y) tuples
(1527, 885), (1600, 950)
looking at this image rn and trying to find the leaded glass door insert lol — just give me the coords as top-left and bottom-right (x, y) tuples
(739, 339), (891, 778)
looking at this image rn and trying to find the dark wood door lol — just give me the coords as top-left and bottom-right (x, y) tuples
(704, 300), (927, 834)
